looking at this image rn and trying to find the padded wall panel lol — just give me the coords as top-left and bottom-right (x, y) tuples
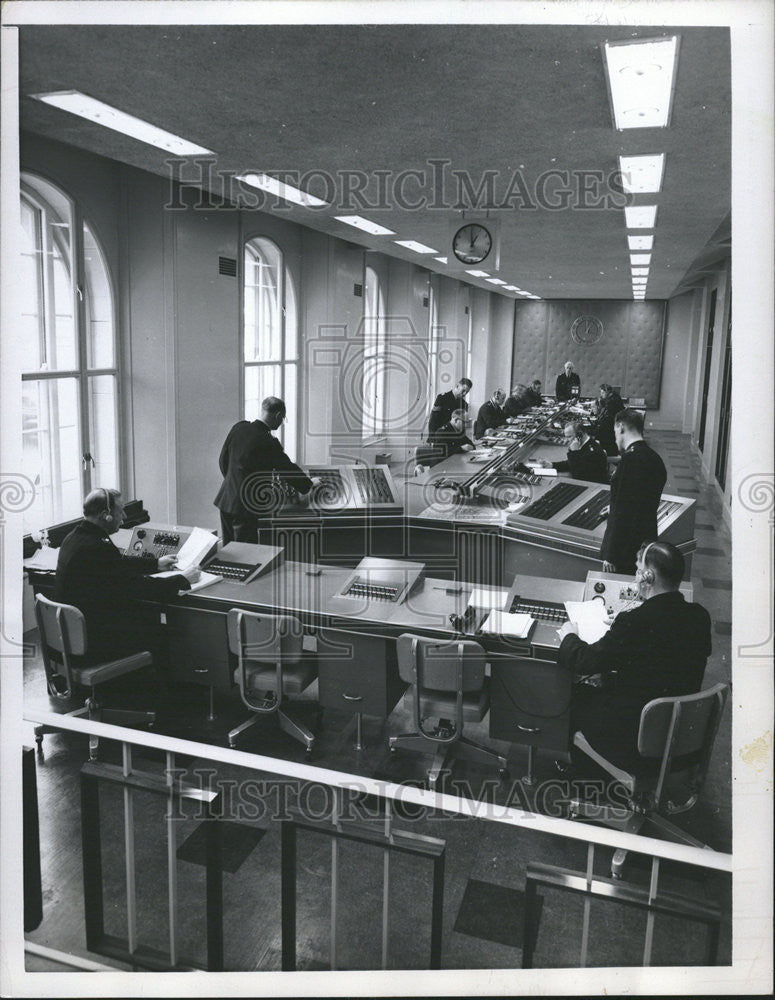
(512, 300), (665, 407)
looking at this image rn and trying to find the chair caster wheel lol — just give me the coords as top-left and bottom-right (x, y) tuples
(389, 746), (396, 754)
(498, 768), (510, 781)
(228, 741), (236, 750)
(611, 871), (622, 880)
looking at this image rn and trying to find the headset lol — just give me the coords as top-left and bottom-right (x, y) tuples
(638, 541), (656, 586)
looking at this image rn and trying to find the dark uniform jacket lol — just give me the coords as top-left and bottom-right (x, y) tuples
(428, 391), (468, 437)
(559, 591), (711, 766)
(555, 371), (581, 401)
(600, 439), (666, 573)
(553, 435), (609, 483)
(525, 387), (543, 407)
(503, 388), (532, 418)
(473, 399), (504, 438)
(592, 391), (625, 456)
(428, 422), (474, 458)
(54, 520), (190, 663)
(214, 420), (312, 518)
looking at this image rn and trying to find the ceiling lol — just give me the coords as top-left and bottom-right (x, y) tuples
(18, 23), (731, 300)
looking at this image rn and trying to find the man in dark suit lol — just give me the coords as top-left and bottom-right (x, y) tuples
(591, 383), (625, 456)
(54, 489), (197, 664)
(214, 396), (318, 544)
(503, 383), (533, 419)
(600, 408), (667, 575)
(555, 361), (581, 401)
(428, 378), (472, 437)
(473, 388), (506, 438)
(558, 541), (711, 768)
(525, 379), (543, 406)
(539, 419), (609, 483)
(428, 409), (475, 458)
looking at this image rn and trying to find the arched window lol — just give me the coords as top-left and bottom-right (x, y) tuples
(426, 277), (440, 414)
(20, 173), (119, 532)
(363, 265), (386, 435)
(243, 237), (298, 459)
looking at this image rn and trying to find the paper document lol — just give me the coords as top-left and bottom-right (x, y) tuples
(187, 571), (222, 593)
(467, 587), (510, 611)
(534, 467), (558, 476)
(563, 599), (610, 643)
(23, 546), (58, 571)
(172, 527), (218, 571)
(480, 610), (535, 638)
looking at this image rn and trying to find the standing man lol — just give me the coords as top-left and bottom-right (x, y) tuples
(473, 388), (506, 438)
(555, 361), (581, 401)
(557, 541), (711, 768)
(591, 383), (625, 456)
(428, 378), (472, 438)
(54, 489), (198, 664)
(538, 419), (609, 483)
(214, 396), (319, 544)
(600, 408), (666, 575)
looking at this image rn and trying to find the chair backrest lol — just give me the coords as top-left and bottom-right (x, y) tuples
(35, 594), (88, 657)
(414, 444), (446, 467)
(227, 609), (304, 663)
(637, 683), (728, 760)
(396, 633), (486, 693)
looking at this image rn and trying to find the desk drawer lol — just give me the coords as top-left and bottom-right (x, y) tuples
(164, 605), (231, 693)
(317, 630), (405, 717)
(489, 659), (571, 753)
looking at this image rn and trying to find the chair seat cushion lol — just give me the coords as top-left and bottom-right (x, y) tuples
(73, 651), (153, 688)
(234, 654), (317, 696)
(419, 678), (490, 723)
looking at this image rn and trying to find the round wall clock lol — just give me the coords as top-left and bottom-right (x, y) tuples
(570, 315), (604, 345)
(452, 223), (493, 265)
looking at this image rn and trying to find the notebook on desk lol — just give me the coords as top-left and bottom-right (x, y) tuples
(479, 610), (536, 639)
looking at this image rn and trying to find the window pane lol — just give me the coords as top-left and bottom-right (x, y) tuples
(22, 377), (82, 531)
(84, 223), (115, 369)
(52, 248), (77, 370)
(19, 199), (44, 372)
(284, 264), (298, 361)
(244, 365), (282, 423)
(283, 364), (297, 461)
(88, 375), (119, 490)
(244, 238), (282, 362)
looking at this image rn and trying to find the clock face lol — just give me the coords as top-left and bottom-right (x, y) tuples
(452, 223), (492, 264)
(571, 315), (604, 346)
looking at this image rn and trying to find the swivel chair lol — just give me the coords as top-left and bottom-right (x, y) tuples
(227, 609), (318, 754)
(388, 633), (508, 788)
(567, 683), (728, 878)
(34, 594), (156, 760)
(413, 443), (447, 472)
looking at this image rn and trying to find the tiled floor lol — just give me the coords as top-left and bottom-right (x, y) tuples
(21, 432), (732, 973)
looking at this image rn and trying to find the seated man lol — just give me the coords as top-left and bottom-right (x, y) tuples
(54, 489), (199, 665)
(591, 383), (625, 456)
(473, 388), (506, 439)
(525, 379), (543, 407)
(428, 408), (475, 458)
(428, 378), (472, 438)
(557, 541), (711, 769)
(503, 383), (532, 419)
(537, 419), (609, 483)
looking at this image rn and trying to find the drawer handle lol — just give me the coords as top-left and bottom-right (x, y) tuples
(193, 668), (209, 674)
(516, 723), (540, 733)
(342, 693), (363, 702)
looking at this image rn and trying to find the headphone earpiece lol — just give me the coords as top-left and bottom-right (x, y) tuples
(102, 487), (112, 519)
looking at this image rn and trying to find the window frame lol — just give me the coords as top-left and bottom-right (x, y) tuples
(242, 235), (299, 458)
(20, 173), (120, 529)
(363, 263), (387, 437)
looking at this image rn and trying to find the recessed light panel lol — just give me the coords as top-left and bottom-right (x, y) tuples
(240, 173), (328, 208)
(631, 267), (650, 276)
(394, 240), (438, 254)
(486, 278), (507, 285)
(630, 254), (652, 266)
(465, 269), (489, 278)
(434, 256), (448, 264)
(603, 37), (679, 129)
(628, 235), (654, 251)
(334, 215), (394, 235)
(31, 90), (215, 155)
(619, 154), (665, 193)
(625, 205), (658, 228)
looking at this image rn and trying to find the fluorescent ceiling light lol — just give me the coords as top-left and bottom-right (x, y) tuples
(619, 154), (665, 193)
(434, 256), (448, 264)
(465, 269), (489, 278)
(628, 235), (654, 250)
(631, 267), (650, 276)
(240, 173), (328, 208)
(630, 254), (652, 266)
(632, 281), (648, 287)
(632, 276), (648, 283)
(502, 285), (522, 292)
(525, 294), (541, 300)
(394, 240), (438, 254)
(334, 214), (394, 235)
(625, 205), (658, 228)
(31, 90), (214, 155)
(486, 278), (507, 285)
(603, 36), (679, 129)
